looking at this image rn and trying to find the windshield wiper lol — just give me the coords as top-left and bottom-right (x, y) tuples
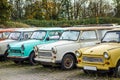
(30, 38), (37, 40)
(102, 40), (120, 43)
(101, 41), (107, 43)
(108, 40), (120, 43)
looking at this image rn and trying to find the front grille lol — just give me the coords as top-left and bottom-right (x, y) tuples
(10, 49), (21, 53)
(38, 51), (52, 57)
(82, 56), (103, 63)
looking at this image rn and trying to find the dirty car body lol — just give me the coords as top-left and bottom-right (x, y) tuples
(76, 29), (120, 76)
(34, 27), (114, 69)
(7, 28), (64, 65)
(0, 28), (37, 59)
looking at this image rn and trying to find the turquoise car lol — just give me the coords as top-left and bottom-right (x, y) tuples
(0, 28), (38, 60)
(7, 28), (64, 65)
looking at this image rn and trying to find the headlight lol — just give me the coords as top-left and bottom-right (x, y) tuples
(21, 44), (25, 50)
(7, 44), (10, 49)
(34, 46), (39, 53)
(75, 50), (82, 57)
(103, 52), (110, 59)
(52, 47), (57, 54)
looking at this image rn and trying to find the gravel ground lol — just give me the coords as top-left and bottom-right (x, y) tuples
(0, 61), (119, 80)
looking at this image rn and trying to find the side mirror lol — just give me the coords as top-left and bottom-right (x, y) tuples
(101, 38), (103, 42)
(46, 37), (49, 41)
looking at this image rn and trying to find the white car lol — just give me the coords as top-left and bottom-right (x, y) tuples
(34, 27), (114, 69)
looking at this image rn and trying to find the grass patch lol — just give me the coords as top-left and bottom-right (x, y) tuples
(0, 21), (30, 28)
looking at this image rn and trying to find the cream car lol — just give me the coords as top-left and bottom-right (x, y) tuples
(34, 27), (114, 69)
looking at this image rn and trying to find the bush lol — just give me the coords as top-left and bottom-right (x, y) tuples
(18, 17), (120, 27)
(4, 21), (30, 28)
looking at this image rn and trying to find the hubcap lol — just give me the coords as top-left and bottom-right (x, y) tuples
(64, 57), (73, 68)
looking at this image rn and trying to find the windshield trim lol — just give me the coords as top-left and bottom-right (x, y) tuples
(101, 31), (120, 43)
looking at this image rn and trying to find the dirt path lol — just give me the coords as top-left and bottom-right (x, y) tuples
(0, 61), (118, 80)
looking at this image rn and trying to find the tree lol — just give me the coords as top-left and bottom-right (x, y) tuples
(113, 0), (120, 17)
(0, 0), (12, 24)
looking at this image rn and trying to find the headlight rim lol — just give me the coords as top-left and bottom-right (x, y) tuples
(75, 50), (82, 57)
(34, 46), (39, 53)
(7, 44), (10, 49)
(103, 52), (110, 59)
(51, 47), (57, 54)
(21, 44), (25, 51)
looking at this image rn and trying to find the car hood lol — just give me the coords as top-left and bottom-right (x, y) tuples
(10, 39), (41, 47)
(0, 39), (15, 45)
(83, 43), (120, 55)
(37, 40), (75, 50)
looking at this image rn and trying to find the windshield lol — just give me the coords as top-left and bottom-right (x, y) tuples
(102, 31), (120, 43)
(8, 32), (21, 40)
(30, 31), (46, 40)
(60, 30), (80, 41)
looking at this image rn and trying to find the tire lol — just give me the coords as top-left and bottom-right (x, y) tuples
(13, 60), (19, 64)
(13, 60), (24, 64)
(113, 61), (120, 77)
(29, 52), (36, 65)
(4, 51), (8, 61)
(42, 65), (51, 68)
(83, 70), (92, 74)
(61, 54), (75, 70)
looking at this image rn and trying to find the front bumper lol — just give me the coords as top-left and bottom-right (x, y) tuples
(7, 56), (28, 61)
(35, 57), (61, 65)
(77, 63), (114, 72)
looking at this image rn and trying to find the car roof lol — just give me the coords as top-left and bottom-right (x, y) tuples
(35, 27), (65, 31)
(112, 27), (120, 31)
(66, 26), (114, 31)
(15, 28), (40, 32)
(0, 28), (16, 32)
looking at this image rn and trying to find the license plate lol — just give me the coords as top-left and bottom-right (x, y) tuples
(84, 66), (97, 71)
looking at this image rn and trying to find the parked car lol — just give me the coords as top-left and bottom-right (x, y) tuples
(0, 28), (15, 41)
(34, 27), (114, 70)
(0, 28), (38, 60)
(76, 29), (120, 77)
(7, 28), (64, 65)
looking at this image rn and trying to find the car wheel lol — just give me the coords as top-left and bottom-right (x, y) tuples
(114, 61), (120, 77)
(29, 52), (36, 65)
(83, 70), (92, 74)
(42, 65), (51, 68)
(61, 54), (75, 70)
(13, 60), (19, 64)
(4, 51), (8, 60)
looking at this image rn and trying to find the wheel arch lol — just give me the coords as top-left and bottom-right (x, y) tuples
(116, 59), (120, 67)
(29, 50), (34, 57)
(62, 52), (77, 63)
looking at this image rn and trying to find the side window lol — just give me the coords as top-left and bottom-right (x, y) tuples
(49, 31), (62, 40)
(80, 30), (97, 40)
(3, 32), (10, 38)
(97, 30), (109, 39)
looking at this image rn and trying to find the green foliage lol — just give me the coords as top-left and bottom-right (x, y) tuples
(0, 0), (12, 24)
(5, 21), (29, 28)
(19, 17), (120, 27)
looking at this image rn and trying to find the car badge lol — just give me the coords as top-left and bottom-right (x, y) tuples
(90, 50), (93, 53)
